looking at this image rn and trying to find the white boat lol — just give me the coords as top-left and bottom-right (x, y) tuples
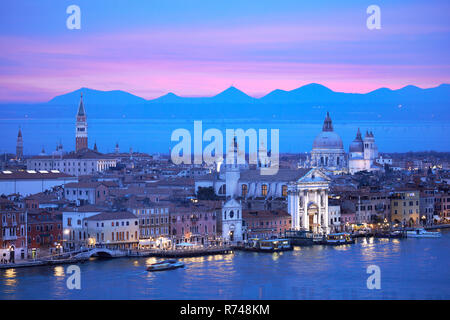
(146, 259), (185, 272)
(407, 228), (441, 238)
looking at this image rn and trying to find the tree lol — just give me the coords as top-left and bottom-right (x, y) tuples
(196, 187), (218, 200)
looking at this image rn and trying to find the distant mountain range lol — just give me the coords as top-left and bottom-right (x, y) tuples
(4, 83), (450, 121)
(48, 83), (450, 105)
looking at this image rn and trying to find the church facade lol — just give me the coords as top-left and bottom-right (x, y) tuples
(287, 169), (331, 234)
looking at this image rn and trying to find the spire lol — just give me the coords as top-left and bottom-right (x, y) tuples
(355, 128), (362, 141)
(322, 112), (333, 132)
(18, 127), (22, 138)
(93, 141), (98, 152)
(77, 92), (85, 116)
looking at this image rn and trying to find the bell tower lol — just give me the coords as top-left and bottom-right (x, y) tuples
(16, 127), (23, 160)
(75, 93), (88, 152)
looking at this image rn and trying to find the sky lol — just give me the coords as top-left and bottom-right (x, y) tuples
(0, 0), (449, 102)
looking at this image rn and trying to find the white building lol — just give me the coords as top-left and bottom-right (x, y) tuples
(287, 169), (331, 234)
(221, 198), (243, 243)
(62, 206), (104, 249)
(348, 129), (380, 174)
(375, 155), (392, 166)
(85, 211), (139, 249)
(27, 148), (117, 177)
(0, 170), (77, 196)
(328, 205), (341, 232)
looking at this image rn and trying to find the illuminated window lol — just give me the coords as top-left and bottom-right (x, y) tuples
(241, 184), (248, 197)
(282, 185), (287, 197)
(261, 184), (268, 196)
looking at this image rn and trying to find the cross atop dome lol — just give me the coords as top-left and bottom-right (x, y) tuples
(322, 112), (334, 132)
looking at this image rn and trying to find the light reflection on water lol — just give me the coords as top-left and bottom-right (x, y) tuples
(0, 232), (449, 299)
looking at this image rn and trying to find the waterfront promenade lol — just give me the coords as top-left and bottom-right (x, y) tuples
(1, 224), (449, 271)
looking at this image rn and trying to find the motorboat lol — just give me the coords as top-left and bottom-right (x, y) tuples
(407, 228), (441, 238)
(146, 259), (185, 272)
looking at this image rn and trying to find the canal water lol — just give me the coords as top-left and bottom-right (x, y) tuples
(1, 230), (449, 300)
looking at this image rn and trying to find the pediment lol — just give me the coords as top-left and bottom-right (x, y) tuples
(297, 168), (330, 183)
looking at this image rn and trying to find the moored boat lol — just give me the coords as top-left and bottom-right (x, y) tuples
(146, 259), (185, 272)
(284, 230), (314, 246)
(373, 230), (405, 239)
(243, 238), (292, 252)
(407, 228), (441, 238)
(322, 233), (355, 245)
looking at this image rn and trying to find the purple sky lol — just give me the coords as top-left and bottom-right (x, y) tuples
(0, 0), (449, 102)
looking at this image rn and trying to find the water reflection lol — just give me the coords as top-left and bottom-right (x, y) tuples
(1, 231), (449, 299)
(53, 266), (64, 277)
(3, 269), (17, 288)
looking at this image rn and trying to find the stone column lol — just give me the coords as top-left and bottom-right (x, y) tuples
(303, 189), (309, 230)
(323, 189), (329, 233)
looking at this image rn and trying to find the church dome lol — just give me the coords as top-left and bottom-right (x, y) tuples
(313, 131), (344, 149)
(312, 112), (344, 150)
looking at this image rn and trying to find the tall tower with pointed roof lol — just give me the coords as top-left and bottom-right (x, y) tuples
(16, 127), (23, 160)
(75, 93), (88, 152)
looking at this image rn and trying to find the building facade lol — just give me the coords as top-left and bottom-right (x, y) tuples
(242, 209), (291, 239)
(64, 182), (110, 205)
(287, 169), (331, 234)
(390, 190), (420, 226)
(85, 211), (139, 249)
(0, 209), (27, 262)
(221, 198), (243, 242)
(27, 149), (117, 177)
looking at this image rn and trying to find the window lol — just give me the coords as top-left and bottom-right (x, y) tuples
(282, 185), (287, 197)
(261, 184), (268, 196)
(241, 184), (248, 197)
